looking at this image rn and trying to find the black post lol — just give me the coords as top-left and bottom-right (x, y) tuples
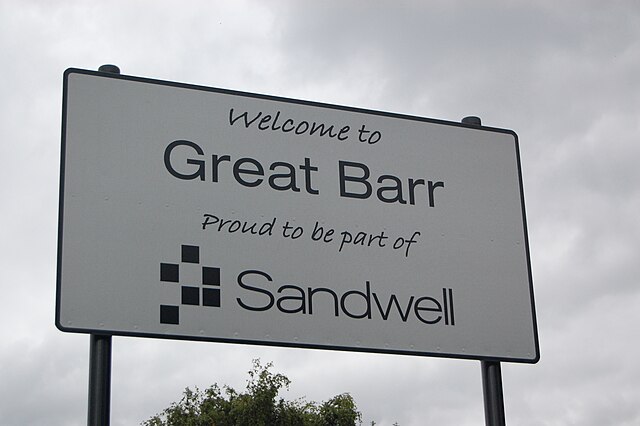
(461, 115), (482, 127)
(88, 334), (112, 426)
(461, 115), (507, 426)
(98, 64), (121, 74)
(87, 64), (120, 426)
(481, 360), (506, 426)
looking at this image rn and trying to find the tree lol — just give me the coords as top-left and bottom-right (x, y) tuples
(143, 359), (362, 426)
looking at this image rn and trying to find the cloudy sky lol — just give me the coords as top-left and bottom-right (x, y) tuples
(1, 1), (639, 425)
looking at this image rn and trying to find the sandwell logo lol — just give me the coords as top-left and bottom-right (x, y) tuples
(159, 244), (220, 325)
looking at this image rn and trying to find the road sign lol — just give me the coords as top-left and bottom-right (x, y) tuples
(57, 68), (539, 362)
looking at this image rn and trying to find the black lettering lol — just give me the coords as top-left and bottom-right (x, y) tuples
(271, 111), (282, 131)
(311, 221), (334, 243)
(428, 181), (445, 207)
(236, 270), (274, 311)
(268, 162), (300, 192)
(241, 221), (257, 235)
(414, 296), (442, 324)
(337, 125), (350, 141)
(340, 281), (372, 319)
(339, 161), (372, 199)
(257, 114), (272, 130)
(282, 119), (295, 132)
(259, 218), (276, 236)
(299, 157), (319, 195)
(368, 232), (388, 248)
(373, 293), (414, 322)
(377, 175), (407, 204)
(338, 231), (352, 252)
(308, 287), (339, 316)
(164, 140), (205, 181)
(229, 108), (358, 144)
(228, 220), (241, 233)
(309, 122), (337, 138)
(357, 124), (370, 142)
(408, 178), (426, 205)
(354, 232), (367, 246)
(368, 131), (381, 144)
(229, 108), (262, 128)
(211, 154), (231, 182)
(277, 285), (306, 314)
(295, 121), (310, 135)
(233, 158), (264, 187)
(202, 214), (219, 230)
(448, 288), (455, 326)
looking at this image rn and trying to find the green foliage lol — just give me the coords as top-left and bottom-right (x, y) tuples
(317, 393), (361, 426)
(143, 359), (362, 426)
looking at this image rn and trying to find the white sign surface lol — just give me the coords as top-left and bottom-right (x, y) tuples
(57, 68), (539, 362)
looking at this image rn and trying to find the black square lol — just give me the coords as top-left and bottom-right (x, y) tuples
(160, 305), (179, 324)
(160, 263), (179, 282)
(182, 245), (199, 263)
(202, 288), (220, 307)
(182, 286), (200, 305)
(202, 266), (220, 286)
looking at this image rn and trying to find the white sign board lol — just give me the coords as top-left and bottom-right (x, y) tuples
(57, 69), (539, 363)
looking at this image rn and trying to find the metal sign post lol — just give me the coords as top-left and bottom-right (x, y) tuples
(88, 334), (112, 426)
(481, 360), (506, 426)
(86, 63), (120, 426)
(461, 115), (507, 426)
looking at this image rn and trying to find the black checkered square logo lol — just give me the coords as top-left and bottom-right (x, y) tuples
(160, 244), (221, 325)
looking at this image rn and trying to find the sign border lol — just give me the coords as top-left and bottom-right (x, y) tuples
(57, 68), (540, 364)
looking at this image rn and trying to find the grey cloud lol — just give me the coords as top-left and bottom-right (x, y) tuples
(1, 1), (639, 425)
